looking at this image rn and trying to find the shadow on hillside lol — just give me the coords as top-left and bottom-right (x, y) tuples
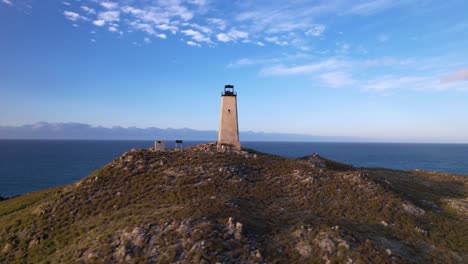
(365, 168), (467, 208)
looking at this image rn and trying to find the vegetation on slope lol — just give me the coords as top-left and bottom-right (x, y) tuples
(0, 143), (467, 263)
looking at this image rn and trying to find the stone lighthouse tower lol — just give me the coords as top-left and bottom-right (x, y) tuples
(218, 85), (241, 151)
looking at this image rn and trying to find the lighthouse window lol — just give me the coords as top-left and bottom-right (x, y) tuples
(228, 109), (231, 113)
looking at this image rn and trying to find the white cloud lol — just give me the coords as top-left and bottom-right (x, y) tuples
(121, 6), (144, 16)
(130, 22), (157, 35)
(2, 0), (12, 6)
(162, 3), (193, 21)
(233, 5), (332, 39)
(108, 26), (118, 32)
(63, 11), (88, 22)
(229, 29), (248, 39)
(144, 37), (151, 43)
(93, 20), (105, 26)
(261, 60), (345, 76)
(56, 0), (424, 51)
(229, 58), (256, 67)
(62, 1), (70, 6)
(305, 24), (326, 36)
(156, 24), (178, 34)
(216, 28), (248, 43)
(228, 57), (282, 68)
(216, 33), (230, 42)
(363, 75), (430, 91)
(98, 11), (120, 22)
(181, 29), (211, 43)
(127, 21), (167, 39)
(441, 69), (468, 83)
(186, 40), (201, 47)
(346, 0), (405, 16)
(90, 38), (96, 43)
(187, 0), (206, 6)
(121, 4), (192, 35)
(101, 2), (118, 10)
(264, 36), (288, 46)
(186, 23), (212, 34)
(81, 6), (96, 15)
(229, 53), (313, 68)
(207, 18), (226, 30)
(156, 33), (167, 39)
(135, 9), (169, 24)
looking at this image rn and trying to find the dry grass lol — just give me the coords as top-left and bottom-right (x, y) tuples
(0, 143), (466, 263)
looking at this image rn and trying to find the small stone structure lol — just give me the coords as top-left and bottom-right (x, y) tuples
(218, 85), (241, 151)
(217, 143), (235, 153)
(154, 140), (165, 151)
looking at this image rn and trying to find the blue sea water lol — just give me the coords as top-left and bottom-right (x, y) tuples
(0, 140), (467, 197)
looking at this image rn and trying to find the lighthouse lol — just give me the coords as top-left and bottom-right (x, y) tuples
(217, 85), (241, 151)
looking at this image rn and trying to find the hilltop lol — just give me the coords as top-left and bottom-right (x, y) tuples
(0, 143), (467, 263)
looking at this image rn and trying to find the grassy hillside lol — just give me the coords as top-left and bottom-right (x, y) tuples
(0, 143), (467, 263)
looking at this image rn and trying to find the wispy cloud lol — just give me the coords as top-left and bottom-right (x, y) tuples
(186, 40), (201, 47)
(206, 18), (226, 30)
(187, 0), (207, 6)
(264, 36), (288, 46)
(216, 28), (248, 43)
(52, 0), (423, 48)
(93, 20), (105, 26)
(239, 52), (468, 92)
(181, 29), (212, 44)
(346, 0), (411, 16)
(81, 6), (96, 15)
(156, 33), (166, 39)
(228, 57), (281, 68)
(363, 75), (430, 91)
(63, 11), (88, 22)
(98, 10), (119, 23)
(101, 1), (118, 10)
(441, 69), (468, 83)
(305, 24), (326, 37)
(260, 60), (346, 76)
(2, 0), (12, 6)
(108, 26), (118, 32)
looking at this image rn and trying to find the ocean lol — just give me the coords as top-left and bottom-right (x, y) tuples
(0, 140), (467, 197)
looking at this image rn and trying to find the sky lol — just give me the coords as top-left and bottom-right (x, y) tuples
(1, 0), (468, 143)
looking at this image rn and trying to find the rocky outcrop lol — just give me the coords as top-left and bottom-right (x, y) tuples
(443, 197), (468, 217)
(301, 153), (355, 171)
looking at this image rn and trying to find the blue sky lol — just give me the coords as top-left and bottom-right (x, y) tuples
(1, 0), (468, 142)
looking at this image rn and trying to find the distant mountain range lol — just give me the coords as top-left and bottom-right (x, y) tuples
(0, 122), (368, 142)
